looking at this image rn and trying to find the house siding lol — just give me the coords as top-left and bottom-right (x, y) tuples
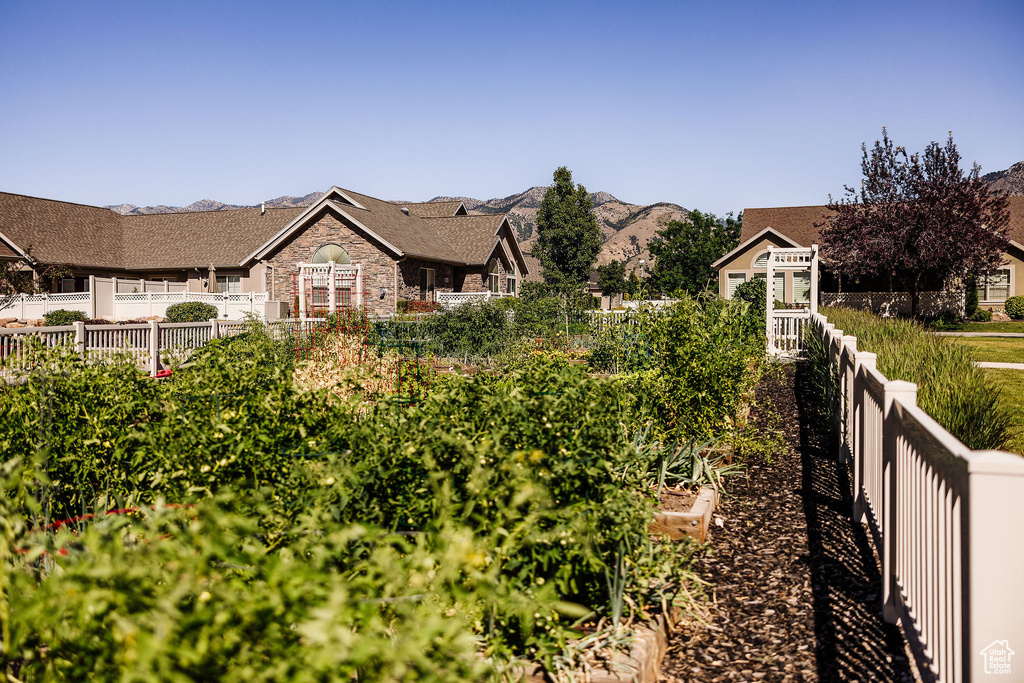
(717, 234), (801, 301)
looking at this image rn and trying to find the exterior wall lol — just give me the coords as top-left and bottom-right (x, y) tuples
(979, 251), (1023, 309)
(396, 258), (454, 302)
(263, 209), (398, 316)
(717, 235), (805, 302)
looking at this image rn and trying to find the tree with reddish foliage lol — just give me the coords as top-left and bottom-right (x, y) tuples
(819, 129), (1010, 317)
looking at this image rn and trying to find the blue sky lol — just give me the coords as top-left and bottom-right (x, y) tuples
(1, 0), (1021, 215)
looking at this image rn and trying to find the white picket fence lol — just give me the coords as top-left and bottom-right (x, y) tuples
(435, 291), (514, 309)
(813, 311), (1024, 682)
(0, 319), (253, 377)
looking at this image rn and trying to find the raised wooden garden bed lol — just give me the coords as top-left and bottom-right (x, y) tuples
(651, 486), (720, 543)
(519, 611), (677, 683)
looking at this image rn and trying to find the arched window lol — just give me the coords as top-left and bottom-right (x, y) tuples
(753, 252), (768, 268)
(311, 243), (352, 265)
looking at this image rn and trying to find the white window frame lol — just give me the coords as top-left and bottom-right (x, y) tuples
(726, 272), (746, 299)
(489, 262), (501, 293)
(978, 267), (1012, 303)
(216, 274), (241, 294)
(792, 272), (811, 305)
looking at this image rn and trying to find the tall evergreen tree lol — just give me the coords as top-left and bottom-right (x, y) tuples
(531, 167), (602, 291)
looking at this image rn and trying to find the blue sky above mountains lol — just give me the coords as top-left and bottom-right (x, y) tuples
(1, 0), (1021, 215)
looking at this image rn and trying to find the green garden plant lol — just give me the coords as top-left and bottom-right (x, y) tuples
(165, 301), (220, 323)
(1005, 296), (1024, 320)
(42, 309), (88, 326)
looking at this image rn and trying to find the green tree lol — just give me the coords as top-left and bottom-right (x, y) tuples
(647, 210), (742, 296)
(597, 260), (627, 296)
(531, 167), (602, 291)
(819, 128), (1010, 317)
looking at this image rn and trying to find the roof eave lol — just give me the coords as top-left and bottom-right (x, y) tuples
(711, 227), (802, 269)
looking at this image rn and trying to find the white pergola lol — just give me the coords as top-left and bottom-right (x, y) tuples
(297, 262), (363, 320)
(765, 245), (819, 356)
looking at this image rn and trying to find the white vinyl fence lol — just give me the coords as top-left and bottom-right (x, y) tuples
(813, 312), (1024, 682)
(2, 276), (269, 321)
(0, 319), (252, 377)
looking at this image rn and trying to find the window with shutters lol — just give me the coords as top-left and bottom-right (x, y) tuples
(726, 273), (746, 299)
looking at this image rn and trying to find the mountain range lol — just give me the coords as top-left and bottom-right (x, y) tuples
(106, 161), (1024, 270)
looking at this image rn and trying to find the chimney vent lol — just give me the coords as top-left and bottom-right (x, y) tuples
(401, 207), (410, 215)
(260, 202), (266, 215)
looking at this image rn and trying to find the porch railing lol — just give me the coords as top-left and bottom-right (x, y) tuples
(813, 312), (1024, 682)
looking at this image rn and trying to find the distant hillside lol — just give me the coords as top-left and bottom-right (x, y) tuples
(431, 188), (687, 271)
(984, 161), (1024, 196)
(107, 192), (324, 215)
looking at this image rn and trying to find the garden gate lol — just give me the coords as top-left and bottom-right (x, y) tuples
(765, 245), (818, 356)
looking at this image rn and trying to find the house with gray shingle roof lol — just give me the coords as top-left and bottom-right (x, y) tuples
(0, 186), (530, 316)
(713, 197), (1024, 309)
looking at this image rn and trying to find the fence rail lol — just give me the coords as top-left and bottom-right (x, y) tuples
(813, 312), (1024, 682)
(0, 318), (253, 378)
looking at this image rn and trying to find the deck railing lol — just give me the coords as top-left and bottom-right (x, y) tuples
(812, 312), (1024, 682)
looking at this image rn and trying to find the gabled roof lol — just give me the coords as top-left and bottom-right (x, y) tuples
(0, 191), (124, 268)
(251, 187), (519, 268)
(3, 185), (525, 273)
(402, 200), (467, 218)
(711, 227), (801, 268)
(738, 197), (1024, 249)
(123, 206), (304, 269)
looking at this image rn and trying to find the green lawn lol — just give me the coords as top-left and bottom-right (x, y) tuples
(932, 320), (1024, 333)
(983, 368), (1024, 455)
(951, 337), (1024, 363)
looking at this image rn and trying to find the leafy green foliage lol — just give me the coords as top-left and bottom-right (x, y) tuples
(648, 210), (741, 296)
(965, 278), (979, 317)
(1005, 296), (1024, 320)
(971, 308), (993, 322)
(165, 301), (220, 323)
(531, 167), (602, 290)
(42, 309), (88, 326)
(0, 300), (768, 678)
(621, 297), (762, 438)
(733, 277), (767, 341)
(596, 260), (626, 296)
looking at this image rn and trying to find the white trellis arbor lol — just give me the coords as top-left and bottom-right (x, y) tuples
(297, 262), (363, 320)
(765, 245), (819, 356)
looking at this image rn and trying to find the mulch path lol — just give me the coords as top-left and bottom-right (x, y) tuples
(659, 362), (918, 682)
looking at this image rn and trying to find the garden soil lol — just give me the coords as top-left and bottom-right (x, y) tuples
(659, 362), (919, 683)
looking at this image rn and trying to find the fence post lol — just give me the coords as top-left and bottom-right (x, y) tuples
(840, 335), (858, 461)
(73, 320), (86, 357)
(88, 275), (96, 319)
(852, 351), (877, 523)
(148, 319), (160, 377)
(210, 317), (220, 340)
(881, 379), (917, 624)
(966, 451), (1024, 680)
(42, 292), (49, 316)
(765, 247), (775, 355)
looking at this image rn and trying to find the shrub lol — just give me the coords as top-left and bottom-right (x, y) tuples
(1005, 296), (1024, 320)
(165, 300), (219, 322)
(733, 277), (767, 340)
(965, 278), (979, 317)
(43, 308), (88, 326)
(408, 299), (442, 313)
(971, 308), (993, 322)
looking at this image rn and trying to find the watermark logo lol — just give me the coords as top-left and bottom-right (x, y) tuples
(980, 640), (1015, 675)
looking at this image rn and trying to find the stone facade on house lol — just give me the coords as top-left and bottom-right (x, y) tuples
(263, 209), (400, 316)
